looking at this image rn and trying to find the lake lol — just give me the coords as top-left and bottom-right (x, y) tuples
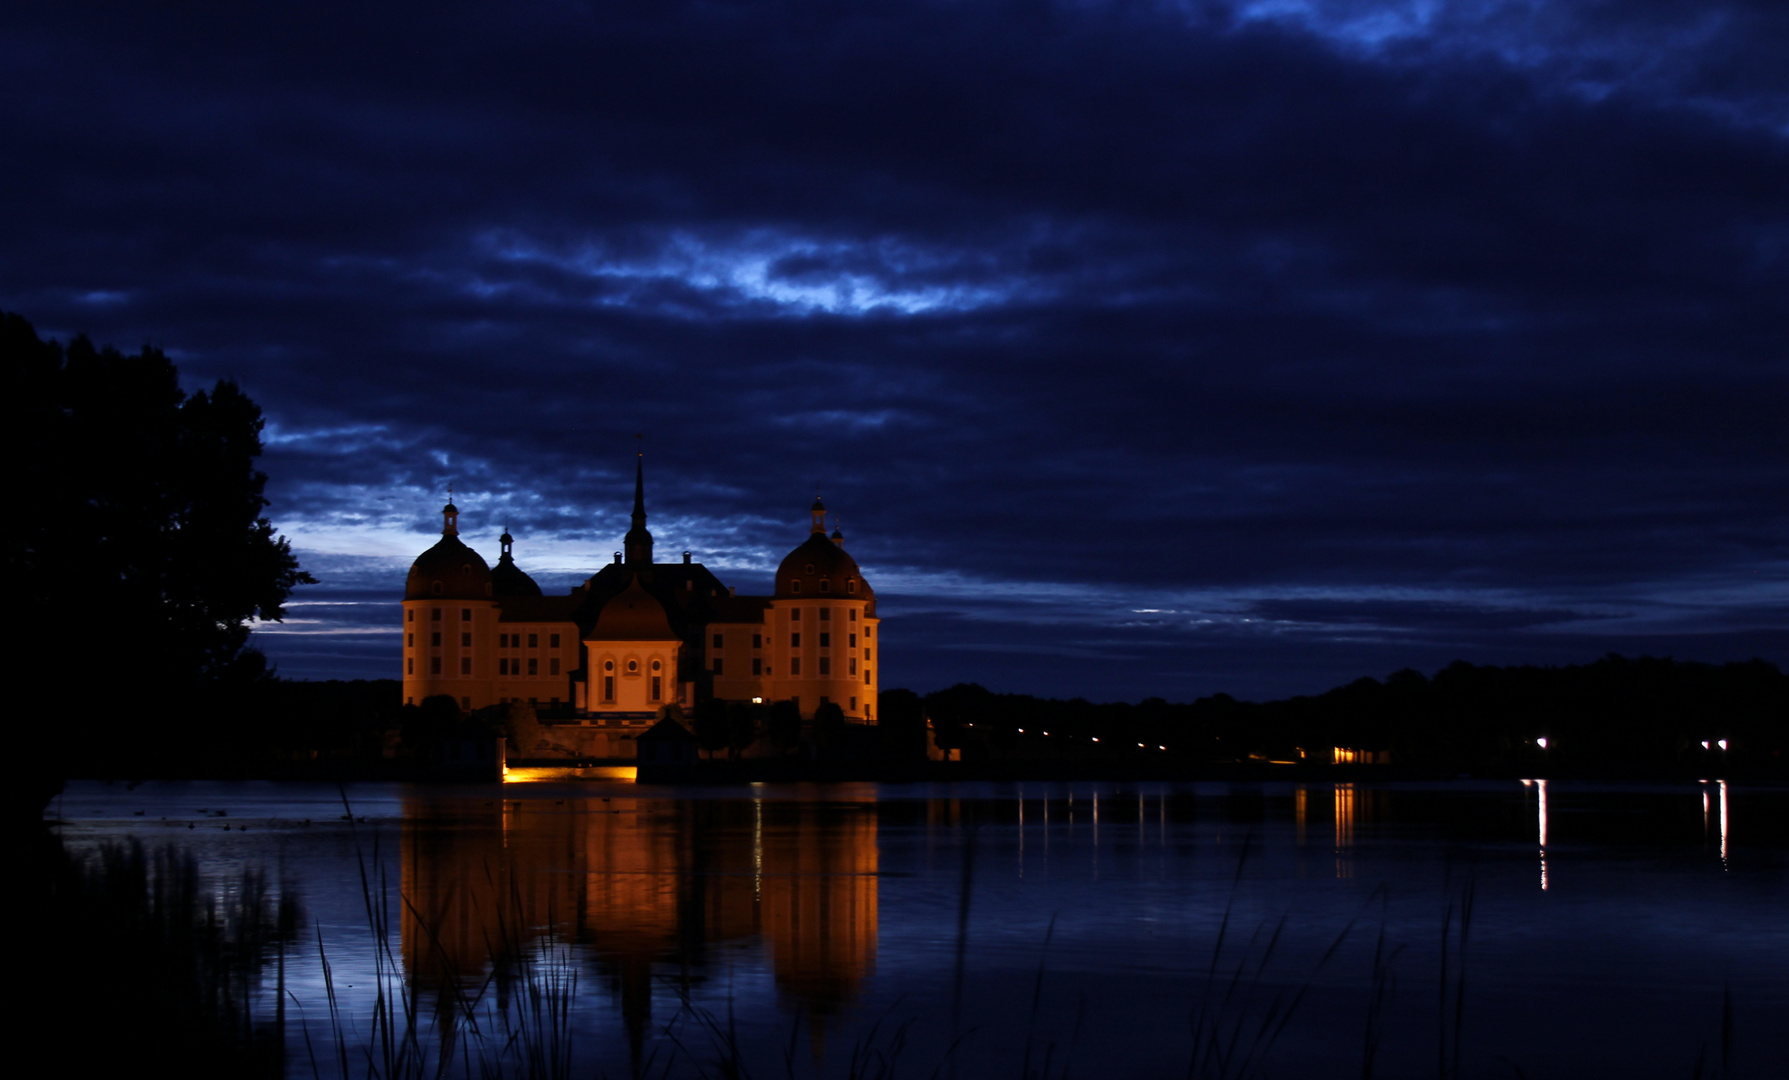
(49, 778), (1788, 1079)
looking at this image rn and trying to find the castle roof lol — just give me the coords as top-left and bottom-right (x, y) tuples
(774, 531), (873, 609)
(587, 576), (679, 641)
(405, 534), (493, 600)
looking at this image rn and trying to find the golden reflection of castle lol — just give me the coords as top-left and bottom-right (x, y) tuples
(400, 793), (877, 1063)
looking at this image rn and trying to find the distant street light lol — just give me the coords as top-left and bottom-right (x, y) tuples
(1718, 739), (1729, 751)
(1536, 737), (1549, 750)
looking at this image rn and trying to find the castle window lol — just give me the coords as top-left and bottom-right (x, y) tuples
(407, 610), (414, 622)
(712, 658), (724, 676)
(528, 634), (538, 648)
(752, 658), (762, 676)
(500, 659), (508, 675)
(819, 632), (830, 647)
(790, 633), (801, 648)
(528, 659), (538, 676)
(850, 696), (857, 711)
(432, 608), (442, 621)
(848, 609), (857, 621)
(865, 626), (872, 638)
(805, 564), (815, 573)
(791, 580), (801, 593)
(604, 675), (615, 701)
(499, 633), (509, 647)
(627, 659), (638, 673)
(461, 632), (471, 647)
(549, 633), (560, 648)
(650, 676), (662, 701)
(431, 657), (442, 674)
(461, 658), (472, 675)
(865, 669), (871, 684)
(712, 633), (723, 649)
(850, 658), (857, 675)
(819, 657), (831, 676)
(791, 609), (801, 622)
(431, 632), (442, 646)
(407, 658), (414, 675)
(849, 633), (856, 647)
(432, 583), (442, 595)
(650, 659), (661, 672)
(819, 608), (831, 622)
(604, 660), (614, 671)
(866, 648), (872, 661)
(461, 608), (472, 620)
(550, 659), (560, 676)
(848, 580), (857, 594)
(407, 633), (414, 648)
(819, 580), (830, 592)
(791, 657), (802, 675)
(752, 634), (762, 649)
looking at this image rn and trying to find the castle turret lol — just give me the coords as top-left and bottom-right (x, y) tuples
(402, 497), (499, 709)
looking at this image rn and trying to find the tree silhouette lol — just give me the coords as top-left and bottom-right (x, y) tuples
(6, 310), (313, 791)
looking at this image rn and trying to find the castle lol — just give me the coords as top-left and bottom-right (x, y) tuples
(401, 456), (880, 756)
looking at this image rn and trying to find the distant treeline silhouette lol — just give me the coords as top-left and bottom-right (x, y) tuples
(923, 655), (1786, 772)
(252, 655), (1786, 777)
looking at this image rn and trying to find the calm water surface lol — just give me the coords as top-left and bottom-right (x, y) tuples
(52, 780), (1788, 1078)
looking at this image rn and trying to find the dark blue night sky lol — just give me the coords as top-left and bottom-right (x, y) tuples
(4, 1), (1785, 700)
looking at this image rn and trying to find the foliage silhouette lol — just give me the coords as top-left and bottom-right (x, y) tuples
(6, 311), (312, 794)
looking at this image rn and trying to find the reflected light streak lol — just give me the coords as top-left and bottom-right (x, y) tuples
(1334, 784), (1354, 879)
(1718, 780), (1729, 869)
(1536, 778), (1549, 891)
(1295, 787), (1308, 847)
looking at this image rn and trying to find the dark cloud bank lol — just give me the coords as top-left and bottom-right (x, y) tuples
(4, 0), (1785, 700)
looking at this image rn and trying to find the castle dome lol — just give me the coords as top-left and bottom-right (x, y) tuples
(404, 500), (494, 600)
(774, 530), (874, 609)
(588, 576), (678, 640)
(405, 536), (493, 600)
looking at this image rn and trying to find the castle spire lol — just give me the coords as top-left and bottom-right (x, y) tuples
(442, 486), (459, 536)
(624, 441), (654, 566)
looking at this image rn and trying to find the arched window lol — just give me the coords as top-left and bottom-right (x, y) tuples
(847, 580), (857, 594)
(791, 580), (801, 593)
(627, 659), (638, 673)
(819, 580), (830, 592)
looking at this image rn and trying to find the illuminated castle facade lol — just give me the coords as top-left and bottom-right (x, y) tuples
(401, 458), (880, 754)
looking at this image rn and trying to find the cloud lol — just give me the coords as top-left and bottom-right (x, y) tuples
(4, 0), (1784, 698)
